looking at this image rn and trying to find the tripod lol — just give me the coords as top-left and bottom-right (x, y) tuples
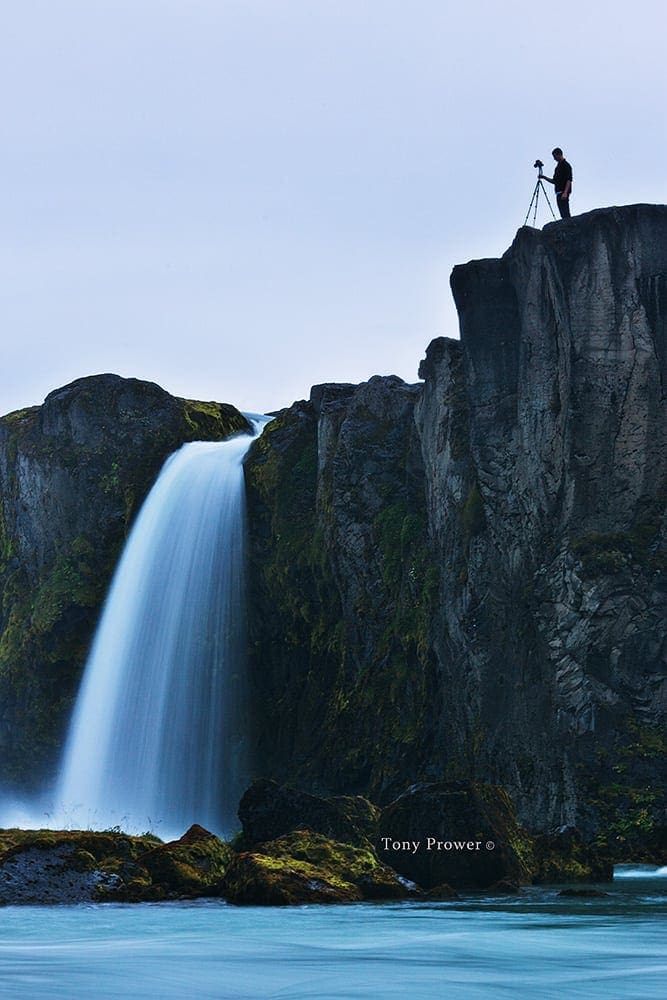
(524, 167), (556, 227)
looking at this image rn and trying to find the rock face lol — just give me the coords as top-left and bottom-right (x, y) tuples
(238, 779), (379, 848)
(245, 206), (667, 842)
(245, 378), (440, 802)
(0, 374), (249, 787)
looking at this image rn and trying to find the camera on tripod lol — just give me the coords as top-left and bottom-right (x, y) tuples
(524, 160), (555, 226)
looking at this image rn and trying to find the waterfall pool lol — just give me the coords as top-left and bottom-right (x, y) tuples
(0, 868), (664, 999)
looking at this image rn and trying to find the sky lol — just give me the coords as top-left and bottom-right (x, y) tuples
(1, 0), (665, 416)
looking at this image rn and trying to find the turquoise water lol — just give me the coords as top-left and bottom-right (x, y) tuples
(0, 868), (664, 999)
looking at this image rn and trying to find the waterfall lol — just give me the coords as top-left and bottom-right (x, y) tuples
(54, 419), (266, 839)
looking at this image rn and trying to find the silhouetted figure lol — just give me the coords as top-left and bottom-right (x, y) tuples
(540, 148), (573, 219)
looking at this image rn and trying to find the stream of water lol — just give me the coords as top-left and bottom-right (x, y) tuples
(0, 868), (664, 999)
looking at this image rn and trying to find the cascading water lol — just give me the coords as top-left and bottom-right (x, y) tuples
(54, 419), (267, 839)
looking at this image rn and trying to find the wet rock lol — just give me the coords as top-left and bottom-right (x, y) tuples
(424, 883), (460, 900)
(0, 829), (160, 903)
(115, 824), (233, 902)
(488, 880), (523, 894)
(376, 781), (536, 890)
(557, 888), (610, 897)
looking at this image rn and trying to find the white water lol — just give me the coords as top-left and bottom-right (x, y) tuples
(49, 421), (266, 839)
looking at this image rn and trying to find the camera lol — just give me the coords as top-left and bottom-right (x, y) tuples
(534, 159), (544, 169)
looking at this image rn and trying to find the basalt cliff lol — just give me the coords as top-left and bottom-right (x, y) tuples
(245, 205), (666, 845)
(0, 205), (665, 848)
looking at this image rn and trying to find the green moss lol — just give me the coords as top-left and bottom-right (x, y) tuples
(461, 482), (486, 543)
(0, 826), (239, 903)
(31, 537), (102, 634)
(223, 830), (408, 905)
(572, 518), (666, 577)
(0, 827), (160, 861)
(582, 720), (665, 860)
(476, 784), (537, 880)
(180, 399), (249, 440)
(138, 835), (233, 894)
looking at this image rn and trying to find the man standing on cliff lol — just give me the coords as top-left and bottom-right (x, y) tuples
(540, 148), (573, 219)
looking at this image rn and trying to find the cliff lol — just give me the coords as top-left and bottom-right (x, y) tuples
(0, 206), (664, 849)
(246, 205), (666, 842)
(0, 374), (249, 787)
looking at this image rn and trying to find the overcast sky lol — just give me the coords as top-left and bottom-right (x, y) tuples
(2, 0), (665, 416)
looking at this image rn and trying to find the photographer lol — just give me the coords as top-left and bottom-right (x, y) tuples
(540, 148), (573, 219)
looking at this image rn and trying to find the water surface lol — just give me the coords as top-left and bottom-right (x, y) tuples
(0, 869), (664, 999)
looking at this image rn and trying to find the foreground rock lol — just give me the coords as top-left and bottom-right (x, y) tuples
(222, 830), (415, 905)
(238, 779), (379, 849)
(376, 781), (536, 890)
(0, 824), (232, 903)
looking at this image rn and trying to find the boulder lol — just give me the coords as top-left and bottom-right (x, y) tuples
(113, 824), (233, 901)
(222, 829), (415, 906)
(376, 781), (536, 889)
(533, 825), (613, 883)
(238, 779), (379, 849)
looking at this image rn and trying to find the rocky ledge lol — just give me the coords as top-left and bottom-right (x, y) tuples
(2, 779), (649, 906)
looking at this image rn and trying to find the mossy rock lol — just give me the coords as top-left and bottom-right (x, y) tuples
(130, 824), (233, 900)
(222, 829), (414, 905)
(0, 824), (234, 903)
(0, 827), (161, 904)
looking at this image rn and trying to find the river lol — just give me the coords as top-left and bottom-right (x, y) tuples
(0, 866), (664, 998)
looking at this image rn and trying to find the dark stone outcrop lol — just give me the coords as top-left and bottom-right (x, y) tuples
(238, 779), (379, 848)
(0, 374), (249, 787)
(245, 205), (667, 845)
(375, 781), (536, 890)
